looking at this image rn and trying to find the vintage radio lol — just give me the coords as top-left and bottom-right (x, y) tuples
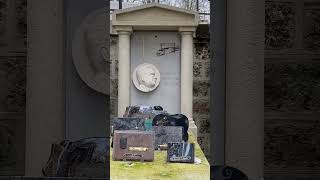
(153, 126), (183, 150)
(111, 117), (145, 136)
(167, 142), (195, 163)
(112, 130), (155, 161)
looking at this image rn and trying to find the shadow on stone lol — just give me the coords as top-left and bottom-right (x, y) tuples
(210, 166), (248, 180)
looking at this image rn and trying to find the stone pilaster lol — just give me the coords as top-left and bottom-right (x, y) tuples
(116, 28), (132, 116)
(180, 30), (197, 138)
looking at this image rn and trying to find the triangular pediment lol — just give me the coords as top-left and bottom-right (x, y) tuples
(112, 3), (199, 30)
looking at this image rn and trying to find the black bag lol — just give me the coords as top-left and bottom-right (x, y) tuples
(152, 114), (189, 141)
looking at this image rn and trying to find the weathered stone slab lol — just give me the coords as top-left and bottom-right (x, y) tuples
(153, 126), (183, 150)
(123, 105), (167, 119)
(111, 117), (145, 135)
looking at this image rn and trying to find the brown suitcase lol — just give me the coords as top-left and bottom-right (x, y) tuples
(112, 130), (155, 162)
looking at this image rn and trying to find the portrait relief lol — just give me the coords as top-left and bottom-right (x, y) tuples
(132, 63), (160, 92)
(72, 8), (109, 95)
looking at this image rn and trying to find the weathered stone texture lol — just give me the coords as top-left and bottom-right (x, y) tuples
(303, 4), (320, 50)
(0, 0), (7, 37)
(265, 62), (320, 112)
(110, 79), (118, 97)
(204, 61), (210, 78)
(110, 36), (118, 63)
(16, 0), (27, 46)
(265, 119), (320, 168)
(193, 81), (210, 97)
(0, 57), (26, 112)
(265, 1), (295, 49)
(110, 97), (118, 118)
(265, 1), (320, 179)
(195, 42), (210, 61)
(194, 115), (210, 134)
(193, 99), (209, 114)
(193, 32), (210, 162)
(110, 60), (118, 79)
(193, 62), (202, 78)
(0, 0), (26, 176)
(110, 35), (119, 119)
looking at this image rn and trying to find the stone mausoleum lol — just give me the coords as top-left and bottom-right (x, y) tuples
(0, 0), (319, 179)
(109, 4), (211, 158)
(110, 3), (207, 143)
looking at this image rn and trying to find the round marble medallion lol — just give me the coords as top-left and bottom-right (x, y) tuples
(132, 63), (160, 92)
(72, 8), (109, 95)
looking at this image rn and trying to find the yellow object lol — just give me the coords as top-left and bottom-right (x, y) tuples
(129, 147), (149, 152)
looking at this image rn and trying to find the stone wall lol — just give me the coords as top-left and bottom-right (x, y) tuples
(109, 25), (211, 162)
(0, 0), (27, 176)
(192, 25), (211, 162)
(264, 0), (320, 179)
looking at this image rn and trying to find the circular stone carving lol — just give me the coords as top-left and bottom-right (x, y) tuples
(72, 8), (109, 95)
(132, 63), (160, 92)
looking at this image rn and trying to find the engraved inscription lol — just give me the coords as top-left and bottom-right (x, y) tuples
(156, 43), (180, 56)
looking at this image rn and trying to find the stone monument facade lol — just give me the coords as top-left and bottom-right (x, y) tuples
(111, 3), (199, 137)
(110, 25), (211, 160)
(130, 31), (181, 114)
